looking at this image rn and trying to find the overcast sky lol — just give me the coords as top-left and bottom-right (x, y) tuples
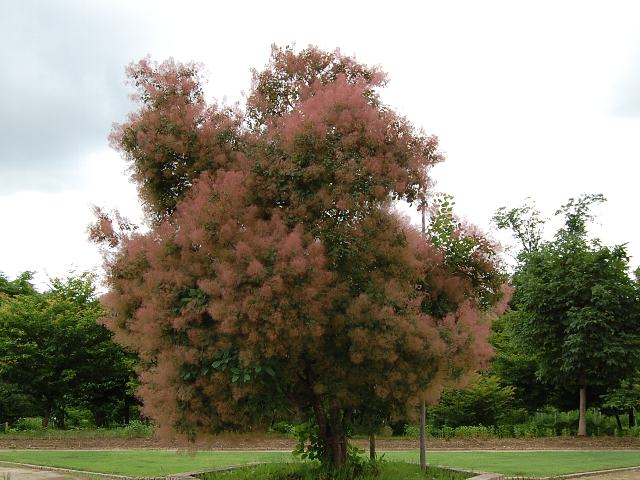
(1, 0), (639, 289)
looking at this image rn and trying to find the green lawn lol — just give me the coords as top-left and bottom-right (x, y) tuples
(202, 462), (470, 480)
(385, 450), (640, 477)
(0, 449), (638, 477)
(0, 450), (291, 476)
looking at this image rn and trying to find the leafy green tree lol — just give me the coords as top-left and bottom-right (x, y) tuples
(0, 271), (37, 300)
(0, 271), (39, 423)
(601, 374), (640, 429)
(492, 199), (546, 256)
(488, 312), (550, 410)
(506, 195), (640, 435)
(0, 273), (133, 427)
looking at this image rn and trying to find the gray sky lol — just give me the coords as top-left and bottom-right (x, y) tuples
(1, 0), (639, 288)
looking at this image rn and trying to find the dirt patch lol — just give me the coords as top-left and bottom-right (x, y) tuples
(0, 434), (639, 451)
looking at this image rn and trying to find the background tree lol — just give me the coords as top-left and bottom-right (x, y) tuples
(500, 195), (640, 435)
(492, 199), (546, 257)
(601, 374), (640, 429)
(98, 46), (507, 467)
(0, 272), (133, 427)
(0, 271), (37, 300)
(0, 271), (39, 424)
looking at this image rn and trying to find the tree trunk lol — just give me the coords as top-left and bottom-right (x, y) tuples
(369, 432), (376, 460)
(578, 385), (587, 436)
(93, 410), (106, 428)
(629, 408), (636, 428)
(313, 400), (348, 466)
(124, 400), (130, 425)
(615, 414), (622, 431)
(42, 402), (52, 429)
(325, 430), (347, 466)
(419, 401), (427, 471)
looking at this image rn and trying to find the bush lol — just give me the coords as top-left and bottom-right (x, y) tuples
(64, 407), (93, 429)
(122, 419), (152, 437)
(13, 417), (42, 431)
(403, 424), (419, 438)
(429, 376), (518, 428)
(269, 421), (294, 435)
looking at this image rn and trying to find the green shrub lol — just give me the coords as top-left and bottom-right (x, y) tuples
(13, 417), (42, 431)
(64, 407), (93, 429)
(403, 424), (419, 438)
(452, 425), (495, 439)
(122, 419), (152, 437)
(269, 421), (294, 435)
(428, 376), (518, 428)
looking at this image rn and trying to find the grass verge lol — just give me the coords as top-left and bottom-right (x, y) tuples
(0, 449), (638, 477)
(384, 450), (640, 477)
(200, 461), (471, 479)
(0, 450), (290, 476)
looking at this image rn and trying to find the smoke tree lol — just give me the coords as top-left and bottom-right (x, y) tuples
(95, 46), (506, 466)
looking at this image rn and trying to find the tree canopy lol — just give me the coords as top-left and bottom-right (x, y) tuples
(497, 195), (640, 435)
(0, 272), (133, 427)
(97, 46), (506, 466)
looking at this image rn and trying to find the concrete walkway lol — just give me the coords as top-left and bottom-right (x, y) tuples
(565, 469), (640, 479)
(0, 466), (85, 479)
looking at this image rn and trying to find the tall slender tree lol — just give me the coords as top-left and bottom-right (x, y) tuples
(499, 195), (640, 435)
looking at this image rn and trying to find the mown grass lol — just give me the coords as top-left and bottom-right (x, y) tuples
(0, 449), (638, 477)
(200, 461), (471, 480)
(0, 450), (290, 476)
(384, 450), (640, 477)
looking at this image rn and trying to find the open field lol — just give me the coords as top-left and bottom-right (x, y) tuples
(1, 449), (640, 477)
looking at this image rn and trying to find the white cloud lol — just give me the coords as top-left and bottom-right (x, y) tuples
(2, 0), (640, 286)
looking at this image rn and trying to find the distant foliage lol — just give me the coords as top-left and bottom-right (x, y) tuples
(495, 194), (640, 436)
(428, 376), (521, 428)
(0, 272), (135, 427)
(99, 45), (507, 466)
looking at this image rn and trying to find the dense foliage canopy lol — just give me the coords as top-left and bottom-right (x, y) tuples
(96, 46), (506, 465)
(0, 272), (134, 427)
(496, 195), (640, 435)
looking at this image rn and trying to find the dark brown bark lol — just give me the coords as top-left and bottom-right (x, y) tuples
(629, 408), (635, 428)
(369, 432), (376, 460)
(578, 384), (587, 436)
(42, 401), (52, 429)
(313, 399), (348, 466)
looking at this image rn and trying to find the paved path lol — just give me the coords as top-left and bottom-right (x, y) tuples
(566, 469), (640, 479)
(0, 466), (85, 479)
